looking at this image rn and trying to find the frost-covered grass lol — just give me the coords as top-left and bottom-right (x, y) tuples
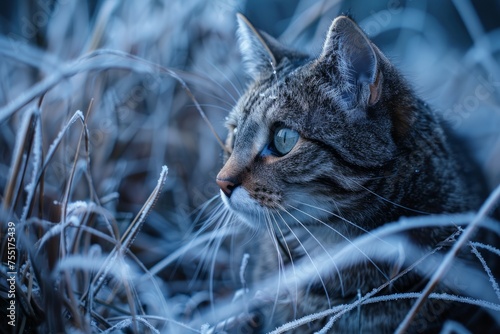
(0, 0), (499, 333)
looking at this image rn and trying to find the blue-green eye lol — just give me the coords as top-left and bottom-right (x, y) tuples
(273, 127), (299, 156)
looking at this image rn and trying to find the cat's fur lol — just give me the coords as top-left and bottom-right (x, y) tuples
(213, 14), (496, 333)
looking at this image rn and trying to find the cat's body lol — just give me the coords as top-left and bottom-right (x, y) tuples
(212, 14), (496, 333)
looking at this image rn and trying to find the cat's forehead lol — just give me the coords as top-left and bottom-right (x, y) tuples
(232, 61), (343, 136)
(235, 66), (303, 120)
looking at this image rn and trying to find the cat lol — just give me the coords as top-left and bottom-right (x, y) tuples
(209, 14), (498, 333)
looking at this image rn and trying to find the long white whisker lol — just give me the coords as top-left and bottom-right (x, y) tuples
(267, 209), (299, 320)
(189, 61), (241, 105)
(287, 203), (390, 282)
(193, 196), (227, 234)
(190, 204), (232, 287)
(349, 179), (431, 215)
(278, 205), (345, 299)
(194, 103), (234, 113)
(205, 61), (243, 102)
(170, 198), (228, 279)
(208, 210), (234, 320)
(261, 208), (286, 324)
(292, 200), (392, 247)
(145, 222), (234, 278)
(274, 210), (333, 309)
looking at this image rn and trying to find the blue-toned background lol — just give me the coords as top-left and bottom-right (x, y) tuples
(0, 0), (499, 332)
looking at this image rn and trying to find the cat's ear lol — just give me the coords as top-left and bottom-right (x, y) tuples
(236, 13), (279, 79)
(321, 16), (382, 108)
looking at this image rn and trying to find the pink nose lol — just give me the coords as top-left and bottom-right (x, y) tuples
(216, 177), (239, 197)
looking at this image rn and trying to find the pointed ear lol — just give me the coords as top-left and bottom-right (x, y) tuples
(321, 16), (382, 108)
(236, 13), (278, 79)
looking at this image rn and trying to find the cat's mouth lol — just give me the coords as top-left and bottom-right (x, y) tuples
(220, 187), (265, 224)
(220, 186), (333, 228)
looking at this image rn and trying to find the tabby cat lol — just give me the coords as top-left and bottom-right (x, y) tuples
(211, 14), (497, 333)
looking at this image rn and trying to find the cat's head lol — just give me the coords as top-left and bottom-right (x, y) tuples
(216, 14), (416, 227)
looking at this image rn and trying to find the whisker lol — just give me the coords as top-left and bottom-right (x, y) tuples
(169, 196), (225, 278)
(193, 195), (226, 232)
(291, 200), (392, 246)
(208, 215), (229, 320)
(274, 209), (333, 309)
(267, 209), (299, 320)
(192, 103), (234, 113)
(189, 203), (237, 320)
(287, 203), (390, 282)
(278, 204), (345, 299)
(262, 209), (286, 324)
(190, 61), (241, 104)
(349, 179), (431, 215)
(190, 78), (238, 107)
(189, 203), (233, 288)
(205, 61), (243, 102)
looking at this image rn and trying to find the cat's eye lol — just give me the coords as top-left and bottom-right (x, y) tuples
(273, 127), (299, 156)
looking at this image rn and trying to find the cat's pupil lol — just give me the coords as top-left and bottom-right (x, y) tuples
(273, 127), (299, 156)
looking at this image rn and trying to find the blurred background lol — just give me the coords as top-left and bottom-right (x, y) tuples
(0, 0), (499, 332)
